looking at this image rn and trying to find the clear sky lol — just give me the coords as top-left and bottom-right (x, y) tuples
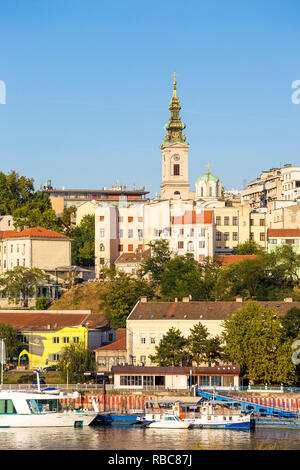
(0, 0), (300, 197)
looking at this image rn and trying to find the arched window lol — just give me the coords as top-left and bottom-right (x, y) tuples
(99, 243), (105, 252)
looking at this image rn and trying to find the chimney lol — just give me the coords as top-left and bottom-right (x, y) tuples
(140, 296), (147, 303)
(284, 298), (293, 302)
(182, 297), (190, 302)
(236, 297), (243, 302)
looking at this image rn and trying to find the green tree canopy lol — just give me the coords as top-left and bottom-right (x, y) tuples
(138, 239), (172, 282)
(0, 170), (34, 215)
(1, 267), (46, 308)
(188, 323), (223, 366)
(222, 301), (297, 384)
(149, 327), (191, 367)
(0, 323), (21, 362)
(57, 342), (96, 383)
(281, 307), (300, 339)
(69, 214), (95, 267)
(234, 239), (264, 255)
(102, 273), (155, 328)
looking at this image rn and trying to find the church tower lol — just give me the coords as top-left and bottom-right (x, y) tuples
(160, 74), (190, 200)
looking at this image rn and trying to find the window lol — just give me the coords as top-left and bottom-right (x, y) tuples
(178, 241), (184, 249)
(216, 216), (221, 225)
(63, 337), (69, 344)
(99, 229), (105, 238)
(138, 216), (143, 222)
(118, 229), (123, 238)
(128, 244), (133, 252)
(224, 232), (230, 241)
(53, 337), (59, 344)
(120, 376), (142, 386)
(53, 354), (60, 361)
(173, 164), (180, 175)
(99, 258), (105, 265)
(128, 216), (133, 223)
(150, 335), (155, 344)
(118, 244), (123, 252)
(98, 357), (106, 366)
(141, 336), (146, 344)
(232, 216), (238, 225)
(233, 232), (238, 241)
(259, 219), (265, 226)
(99, 216), (104, 221)
(250, 232), (254, 240)
(143, 376), (154, 386)
(260, 233), (265, 241)
(128, 229), (133, 238)
(216, 232), (222, 241)
(199, 376), (210, 386)
(73, 337), (79, 343)
(138, 229), (143, 239)
(140, 356), (146, 364)
(224, 217), (229, 226)
(211, 376), (222, 386)
(10, 245), (13, 253)
(117, 357), (125, 366)
(99, 243), (105, 251)
(0, 400), (16, 414)
(199, 241), (205, 248)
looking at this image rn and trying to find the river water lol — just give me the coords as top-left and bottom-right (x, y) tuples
(0, 426), (299, 451)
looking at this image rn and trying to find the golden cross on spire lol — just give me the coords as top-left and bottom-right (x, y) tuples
(206, 163), (211, 173)
(172, 72), (178, 84)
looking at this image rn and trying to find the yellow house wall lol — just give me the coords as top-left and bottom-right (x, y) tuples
(20, 326), (88, 369)
(126, 319), (223, 366)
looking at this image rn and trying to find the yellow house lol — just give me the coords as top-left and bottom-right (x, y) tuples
(0, 310), (92, 370)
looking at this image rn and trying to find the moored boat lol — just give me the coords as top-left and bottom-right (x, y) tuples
(146, 413), (190, 429)
(0, 389), (97, 428)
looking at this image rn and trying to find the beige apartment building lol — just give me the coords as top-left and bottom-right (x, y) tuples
(126, 298), (300, 366)
(0, 227), (71, 281)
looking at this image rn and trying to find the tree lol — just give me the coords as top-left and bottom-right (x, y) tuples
(281, 307), (300, 339)
(139, 239), (172, 282)
(188, 323), (223, 366)
(222, 301), (297, 384)
(1, 267), (46, 308)
(0, 323), (20, 362)
(0, 170), (34, 215)
(266, 244), (300, 285)
(69, 214), (95, 267)
(102, 273), (155, 328)
(57, 342), (96, 383)
(12, 191), (60, 231)
(149, 328), (191, 366)
(160, 254), (203, 301)
(234, 239), (264, 255)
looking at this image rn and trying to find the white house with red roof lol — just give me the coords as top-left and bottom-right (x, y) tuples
(0, 227), (71, 281)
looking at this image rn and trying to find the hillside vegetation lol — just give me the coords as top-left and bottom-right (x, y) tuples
(48, 282), (110, 313)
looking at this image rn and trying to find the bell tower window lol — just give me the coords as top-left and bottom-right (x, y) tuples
(173, 164), (180, 176)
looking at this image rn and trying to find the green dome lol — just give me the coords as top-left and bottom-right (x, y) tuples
(196, 172), (219, 183)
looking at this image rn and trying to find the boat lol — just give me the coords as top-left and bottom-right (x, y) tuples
(0, 389), (98, 428)
(143, 400), (254, 430)
(146, 413), (190, 429)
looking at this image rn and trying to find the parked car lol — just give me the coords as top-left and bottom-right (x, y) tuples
(44, 365), (57, 372)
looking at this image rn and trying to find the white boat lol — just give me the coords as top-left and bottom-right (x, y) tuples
(0, 389), (97, 428)
(146, 413), (190, 429)
(174, 402), (254, 429)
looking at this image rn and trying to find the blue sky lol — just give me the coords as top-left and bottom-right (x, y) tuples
(0, 0), (300, 197)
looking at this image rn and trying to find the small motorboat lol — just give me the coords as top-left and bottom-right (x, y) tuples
(146, 413), (190, 429)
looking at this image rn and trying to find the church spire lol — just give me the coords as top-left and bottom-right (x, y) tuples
(161, 73), (187, 148)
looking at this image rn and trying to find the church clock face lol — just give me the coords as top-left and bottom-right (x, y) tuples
(173, 154), (180, 161)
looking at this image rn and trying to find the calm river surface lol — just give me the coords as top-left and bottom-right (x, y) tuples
(0, 426), (299, 450)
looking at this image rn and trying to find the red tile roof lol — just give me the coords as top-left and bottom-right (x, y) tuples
(0, 311), (90, 331)
(0, 227), (69, 239)
(220, 255), (259, 266)
(268, 229), (300, 238)
(95, 335), (126, 352)
(115, 249), (151, 264)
